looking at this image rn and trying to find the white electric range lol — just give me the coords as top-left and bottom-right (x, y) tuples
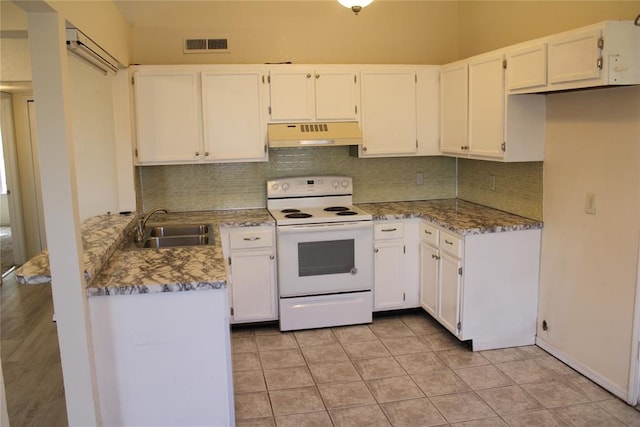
(267, 176), (373, 331)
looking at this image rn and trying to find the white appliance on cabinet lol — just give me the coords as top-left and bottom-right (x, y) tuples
(267, 176), (373, 331)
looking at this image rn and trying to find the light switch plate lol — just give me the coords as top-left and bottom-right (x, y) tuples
(585, 193), (596, 215)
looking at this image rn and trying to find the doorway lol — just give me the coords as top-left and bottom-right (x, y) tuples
(0, 90), (46, 280)
(0, 91), (24, 278)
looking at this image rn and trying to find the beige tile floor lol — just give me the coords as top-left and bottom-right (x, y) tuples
(231, 311), (640, 426)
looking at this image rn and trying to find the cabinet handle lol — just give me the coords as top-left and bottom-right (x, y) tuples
(243, 236), (261, 241)
(363, 146), (367, 152)
(424, 230), (432, 235)
(306, 73), (312, 78)
(374, 248), (379, 253)
(432, 254), (440, 260)
(315, 73), (320, 79)
(195, 151), (200, 156)
(381, 228), (397, 232)
(204, 151), (209, 157)
(269, 255), (275, 260)
(444, 239), (453, 245)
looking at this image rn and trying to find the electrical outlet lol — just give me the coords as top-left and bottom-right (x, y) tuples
(489, 175), (496, 191)
(416, 172), (424, 185)
(585, 193), (596, 215)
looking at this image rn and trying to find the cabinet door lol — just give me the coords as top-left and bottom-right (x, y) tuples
(548, 27), (602, 85)
(416, 67), (440, 156)
(269, 70), (315, 121)
(507, 43), (548, 91)
(420, 240), (438, 317)
(134, 71), (202, 163)
(374, 239), (405, 311)
(202, 70), (268, 162)
(468, 53), (505, 158)
(230, 249), (277, 323)
(440, 62), (468, 155)
(314, 69), (359, 121)
(360, 69), (417, 156)
(438, 252), (462, 336)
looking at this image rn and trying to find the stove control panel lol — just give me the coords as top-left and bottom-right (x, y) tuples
(268, 176), (353, 198)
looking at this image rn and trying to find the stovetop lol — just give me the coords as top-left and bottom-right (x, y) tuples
(268, 204), (372, 225)
(266, 176), (372, 225)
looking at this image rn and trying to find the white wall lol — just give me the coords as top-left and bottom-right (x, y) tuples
(67, 53), (120, 221)
(0, 37), (31, 82)
(537, 86), (640, 397)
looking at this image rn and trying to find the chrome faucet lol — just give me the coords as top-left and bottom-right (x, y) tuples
(134, 208), (169, 243)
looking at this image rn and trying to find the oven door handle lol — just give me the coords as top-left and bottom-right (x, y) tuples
(277, 221), (372, 234)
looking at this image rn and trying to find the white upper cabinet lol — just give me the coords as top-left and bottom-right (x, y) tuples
(440, 56), (545, 162)
(468, 52), (505, 158)
(133, 66), (269, 165)
(506, 42), (548, 92)
(268, 67), (359, 122)
(202, 69), (268, 162)
(416, 67), (441, 156)
(440, 61), (468, 156)
(359, 68), (417, 157)
(508, 21), (639, 93)
(268, 69), (315, 121)
(134, 69), (203, 164)
(548, 27), (602, 86)
(315, 70), (359, 120)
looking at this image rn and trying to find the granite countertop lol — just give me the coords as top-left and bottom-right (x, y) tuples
(88, 209), (274, 296)
(15, 213), (136, 286)
(14, 201), (538, 297)
(356, 199), (542, 235)
(15, 209), (275, 296)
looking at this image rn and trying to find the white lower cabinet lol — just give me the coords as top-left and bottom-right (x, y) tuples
(438, 248), (462, 335)
(373, 219), (419, 312)
(419, 239), (438, 318)
(221, 226), (278, 323)
(90, 290), (234, 426)
(419, 220), (541, 350)
(420, 224), (463, 335)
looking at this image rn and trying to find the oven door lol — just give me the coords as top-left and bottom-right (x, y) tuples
(277, 221), (373, 297)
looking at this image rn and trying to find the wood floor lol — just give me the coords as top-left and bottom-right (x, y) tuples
(1, 272), (67, 426)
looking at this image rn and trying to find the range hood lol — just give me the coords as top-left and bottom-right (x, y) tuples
(268, 121), (363, 148)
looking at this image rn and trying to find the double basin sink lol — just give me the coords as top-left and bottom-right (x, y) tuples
(127, 223), (214, 249)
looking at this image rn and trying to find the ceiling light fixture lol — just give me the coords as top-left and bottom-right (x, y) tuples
(338, 0), (373, 15)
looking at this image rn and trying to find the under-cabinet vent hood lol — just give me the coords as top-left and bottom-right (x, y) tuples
(268, 122), (363, 148)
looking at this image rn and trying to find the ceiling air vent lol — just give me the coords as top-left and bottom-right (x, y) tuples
(184, 37), (230, 54)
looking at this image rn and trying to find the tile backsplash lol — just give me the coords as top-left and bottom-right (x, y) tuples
(139, 147), (457, 212)
(139, 150), (543, 220)
(457, 159), (543, 220)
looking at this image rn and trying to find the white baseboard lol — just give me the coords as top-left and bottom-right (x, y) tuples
(536, 337), (628, 401)
(472, 336), (536, 352)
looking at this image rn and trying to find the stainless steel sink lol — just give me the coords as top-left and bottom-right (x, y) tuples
(149, 224), (211, 237)
(126, 223), (214, 249)
(142, 235), (210, 248)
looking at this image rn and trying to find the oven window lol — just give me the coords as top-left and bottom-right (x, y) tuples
(298, 239), (354, 276)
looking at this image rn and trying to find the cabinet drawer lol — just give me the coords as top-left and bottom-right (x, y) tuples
(439, 231), (462, 257)
(230, 229), (273, 249)
(420, 222), (439, 246)
(374, 222), (404, 240)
